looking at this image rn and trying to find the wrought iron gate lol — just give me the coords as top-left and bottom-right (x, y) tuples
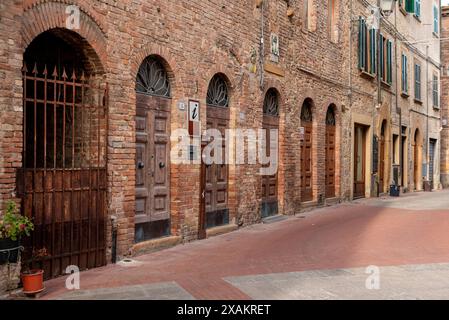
(17, 62), (108, 279)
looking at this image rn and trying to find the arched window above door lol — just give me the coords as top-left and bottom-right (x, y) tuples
(207, 74), (229, 107)
(326, 106), (336, 126)
(263, 88), (280, 117)
(301, 99), (313, 122)
(136, 56), (171, 97)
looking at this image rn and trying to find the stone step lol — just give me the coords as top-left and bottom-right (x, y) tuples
(262, 215), (288, 224)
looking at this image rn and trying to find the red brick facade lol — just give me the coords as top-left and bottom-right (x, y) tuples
(0, 0), (441, 276)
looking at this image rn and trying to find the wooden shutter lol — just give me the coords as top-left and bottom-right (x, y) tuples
(387, 40), (392, 84)
(405, 0), (415, 13)
(434, 5), (439, 34)
(358, 17), (366, 71)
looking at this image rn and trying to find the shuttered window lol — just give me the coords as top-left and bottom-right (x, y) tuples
(405, 0), (415, 13)
(433, 74), (439, 108)
(380, 35), (393, 85)
(434, 5), (439, 34)
(358, 17), (376, 76)
(414, 0), (421, 17)
(401, 54), (408, 94)
(414, 64), (421, 101)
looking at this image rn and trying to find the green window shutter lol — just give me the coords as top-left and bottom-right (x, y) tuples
(387, 40), (392, 84)
(434, 5), (439, 34)
(370, 29), (376, 75)
(415, 0), (421, 17)
(415, 64), (421, 100)
(358, 17), (365, 70)
(404, 56), (408, 93)
(405, 0), (415, 13)
(379, 36), (384, 80)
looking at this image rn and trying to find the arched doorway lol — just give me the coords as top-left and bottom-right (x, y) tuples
(325, 106), (336, 199)
(300, 98), (313, 202)
(135, 56), (171, 242)
(413, 129), (423, 191)
(19, 30), (108, 279)
(261, 88), (280, 218)
(379, 120), (387, 194)
(204, 74), (230, 229)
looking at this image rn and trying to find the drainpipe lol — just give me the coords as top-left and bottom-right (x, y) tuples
(111, 215), (118, 264)
(395, 3), (402, 188)
(259, 0), (265, 91)
(426, 44), (430, 183)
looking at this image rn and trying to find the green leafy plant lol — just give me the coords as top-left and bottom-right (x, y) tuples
(0, 201), (34, 241)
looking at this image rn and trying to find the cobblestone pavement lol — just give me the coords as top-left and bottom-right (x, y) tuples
(25, 190), (449, 300)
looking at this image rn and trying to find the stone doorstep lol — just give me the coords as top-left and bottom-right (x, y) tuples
(130, 235), (182, 257)
(262, 215), (288, 224)
(206, 224), (239, 238)
(299, 200), (319, 213)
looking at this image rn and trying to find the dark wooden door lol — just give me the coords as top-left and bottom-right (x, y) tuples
(429, 139), (436, 190)
(261, 115), (279, 218)
(325, 124), (336, 198)
(379, 136), (385, 193)
(204, 105), (229, 228)
(413, 143), (419, 190)
(135, 94), (170, 242)
(354, 124), (366, 199)
(301, 121), (313, 202)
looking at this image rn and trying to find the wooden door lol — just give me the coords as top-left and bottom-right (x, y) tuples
(204, 105), (229, 228)
(413, 143), (419, 190)
(301, 121), (313, 202)
(261, 115), (279, 218)
(379, 136), (385, 193)
(325, 123), (336, 198)
(429, 140), (436, 190)
(354, 124), (366, 199)
(135, 94), (170, 242)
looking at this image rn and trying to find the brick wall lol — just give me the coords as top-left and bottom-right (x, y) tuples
(0, 0), (442, 282)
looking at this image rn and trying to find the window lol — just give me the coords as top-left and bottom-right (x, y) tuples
(405, 0), (415, 13)
(433, 74), (439, 108)
(328, 0), (338, 42)
(414, 0), (421, 18)
(400, 0), (415, 13)
(358, 17), (376, 75)
(414, 63), (421, 101)
(305, 0), (316, 32)
(434, 4), (439, 35)
(401, 54), (408, 94)
(380, 35), (393, 85)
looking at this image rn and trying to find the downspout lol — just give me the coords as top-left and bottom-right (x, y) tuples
(426, 44), (430, 183)
(111, 215), (118, 263)
(395, 2), (401, 188)
(259, 0), (265, 91)
(349, 0), (353, 201)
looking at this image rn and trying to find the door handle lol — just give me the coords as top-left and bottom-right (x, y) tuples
(138, 161), (145, 169)
(202, 190), (205, 198)
(159, 162), (166, 168)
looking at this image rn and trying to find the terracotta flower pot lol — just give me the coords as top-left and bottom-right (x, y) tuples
(21, 269), (44, 294)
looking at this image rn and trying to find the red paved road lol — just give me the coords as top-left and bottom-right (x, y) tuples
(41, 192), (449, 300)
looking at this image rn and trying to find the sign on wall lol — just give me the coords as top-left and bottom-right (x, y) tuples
(188, 100), (200, 137)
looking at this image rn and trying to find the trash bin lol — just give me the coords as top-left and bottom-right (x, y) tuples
(390, 185), (400, 197)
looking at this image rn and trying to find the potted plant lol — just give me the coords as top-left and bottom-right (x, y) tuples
(0, 201), (33, 265)
(21, 247), (48, 295)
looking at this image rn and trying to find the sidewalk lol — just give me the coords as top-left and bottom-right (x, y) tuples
(10, 190), (449, 300)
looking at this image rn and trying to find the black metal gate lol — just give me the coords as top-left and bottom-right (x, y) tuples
(17, 61), (108, 279)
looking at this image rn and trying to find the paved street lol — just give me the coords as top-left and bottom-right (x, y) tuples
(36, 190), (449, 300)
